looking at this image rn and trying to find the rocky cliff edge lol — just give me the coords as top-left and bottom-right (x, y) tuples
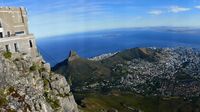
(0, 50), (79, 112)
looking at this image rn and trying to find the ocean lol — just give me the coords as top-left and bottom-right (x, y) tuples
(36, 27), (200, 66)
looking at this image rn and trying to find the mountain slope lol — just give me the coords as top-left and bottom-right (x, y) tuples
(53, 47), (200, 112)
(53, 51), (111, 88)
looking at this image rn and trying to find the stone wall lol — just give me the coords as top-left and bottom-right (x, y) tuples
(0, 7), (29, 37)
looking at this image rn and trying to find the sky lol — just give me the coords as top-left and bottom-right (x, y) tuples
(1, 0), (200, 38)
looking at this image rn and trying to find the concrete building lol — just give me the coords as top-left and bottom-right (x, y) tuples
(0, 7), (38, 57)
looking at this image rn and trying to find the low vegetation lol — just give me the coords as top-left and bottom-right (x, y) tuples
(29, 64), (37, 71)
(3, 52), (12, 59)
(39, 67), (46, 72)
(78, 92), (200, 112)
(44, 92), (61, 110)
(0, 89), (8, 108)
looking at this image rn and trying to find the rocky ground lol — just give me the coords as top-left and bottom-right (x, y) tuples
(0, 50), (78, 112)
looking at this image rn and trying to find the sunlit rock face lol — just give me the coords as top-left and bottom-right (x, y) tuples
(0, 51), (79, 112)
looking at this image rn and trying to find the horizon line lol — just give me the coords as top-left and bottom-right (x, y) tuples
(36, 26), (200, 39)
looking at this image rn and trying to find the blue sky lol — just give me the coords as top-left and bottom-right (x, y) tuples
(1, 0), (200, 38)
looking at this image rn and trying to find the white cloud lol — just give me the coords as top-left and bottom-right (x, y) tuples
(169, 6), (190, 13)
(148, 10), (163, 15)
(195, 5), (200, 9)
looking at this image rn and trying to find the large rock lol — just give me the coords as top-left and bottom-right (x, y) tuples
(0, 51), (79, 112)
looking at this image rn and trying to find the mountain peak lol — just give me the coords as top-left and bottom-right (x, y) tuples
(138, 48), (148, 55)
(68, 50), (80, 61)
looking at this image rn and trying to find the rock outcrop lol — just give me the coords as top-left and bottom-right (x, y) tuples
(0, 51), (79, 112)
(68, 51), (80, 62)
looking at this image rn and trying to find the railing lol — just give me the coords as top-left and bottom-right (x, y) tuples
(0, 34), (34, 42)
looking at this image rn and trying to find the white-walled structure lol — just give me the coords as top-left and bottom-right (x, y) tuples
(0, 7), (38, 57)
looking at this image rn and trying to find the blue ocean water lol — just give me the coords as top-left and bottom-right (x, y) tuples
(36, 28), (200, 66)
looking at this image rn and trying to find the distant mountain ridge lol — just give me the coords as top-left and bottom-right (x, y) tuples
(53, 47), (200, 97)
(52, 47), (200, 112)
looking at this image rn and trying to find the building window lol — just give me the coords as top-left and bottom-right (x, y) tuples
(0, 32), (3, 38)
(15, 31), (25, 35)
(14, 43), (18, 52)
(5, 45), (10, 52)
(7, 31), (10, 37)
(29, 40), (33, 48)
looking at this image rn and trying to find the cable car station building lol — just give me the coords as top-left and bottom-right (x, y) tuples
(0, 7), (38, 57)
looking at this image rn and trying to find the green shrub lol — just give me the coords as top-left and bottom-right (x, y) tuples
(48, 98), (60, 109)
(7, 87), (15, 95)
(30, 64), (37, 71)
(3, 52), (12, 59)
(57, 92), (72, 97)
(6, 109), (17, 112)
(44, 92), (60, 110)
(0, 97), (8, 108)
(44, 79), (49, 86)
(0, 89), (8, 107)
(39, 67), (46, 72)
(43, 79), (50, 92)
